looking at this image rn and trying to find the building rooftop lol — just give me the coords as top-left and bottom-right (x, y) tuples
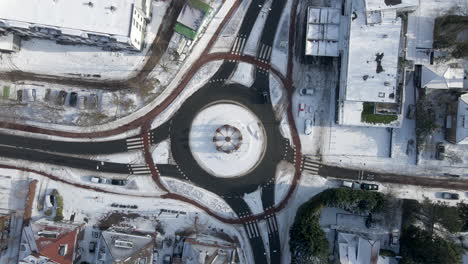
(305, 7), (340, 57)
(27, 219), (83, 264)
(337, 232), (380, 264)
(0, 0), (142, 36)
(455, 94), (468, 144)
(363, 0), (419, 12)
(421, 64), (465, 89)
(345, 0), (402, 103)
(100, 230), (153, 262)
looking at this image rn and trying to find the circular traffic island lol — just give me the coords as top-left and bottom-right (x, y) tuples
(189, 103), (267, 178)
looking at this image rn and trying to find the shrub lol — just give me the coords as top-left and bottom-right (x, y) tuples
(44, 209), (52, 216)
(289, 188), (387, 263)
(52, 190), (64, 222)
(361, 102), (398, 124)
(400, 225), (462, 264)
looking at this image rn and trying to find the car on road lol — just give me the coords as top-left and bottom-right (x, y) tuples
(89, 241), (96, 253)
(91, 176), (110, 184)
(304, 119), (313, 135)
(111, 179), (128, 186)
(299, 88), (314, 96)
(441, 192), (459, 200)
(361, 183), (379, 191)
(69, 92), (78, 107)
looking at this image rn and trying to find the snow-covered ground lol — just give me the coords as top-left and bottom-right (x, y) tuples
(17, 168), (249, 263)
(189, 103), (266, 177)
(0, 169), (29, 264)
(0, 1), (169, 79)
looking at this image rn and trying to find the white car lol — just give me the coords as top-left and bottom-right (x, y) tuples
(298, 103), (306, 117)
(304, 119), (313, 135)
(45, 195), (55, 208)
(299, 88), (314, 96)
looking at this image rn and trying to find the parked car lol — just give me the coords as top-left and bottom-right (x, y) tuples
(69, 92), (78, 107)
(44, 89), (52, 101)
(17, 90), (23, 102)
(26, 89), (36, 102)
(78, 96), (86, 109)
(56, 90), (67, 105)
(441, 192), (459, 200)
(304, 119), (313, 135)
(163, 255), (172, 264)
(298, 103), (306, 117)
(435, 142), (445, 160)
(341, 181), (360, 189)
(299, 88), (314, 96)
(91, 176), (110, 184)
(361, 183), (379, 191)
(89, 241), (96, 253)
(45, 194), (55, 208)
(390, 230), (400, 245)
(87, 94), (98, 109)
(111, 179), (128, 186)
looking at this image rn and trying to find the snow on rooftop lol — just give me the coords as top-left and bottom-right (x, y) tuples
(364, 0), (419, 12)
(455, 94), (468, 144)
(305, 7), (340, 57)
(0, 0), (140, 36)
(421, 65), (465, 89)
(345, 0), (401, 103)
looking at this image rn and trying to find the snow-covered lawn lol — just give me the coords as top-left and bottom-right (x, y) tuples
(189, 103), (266, 177)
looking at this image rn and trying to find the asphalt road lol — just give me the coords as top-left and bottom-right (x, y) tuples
(0, 121), (171, 154)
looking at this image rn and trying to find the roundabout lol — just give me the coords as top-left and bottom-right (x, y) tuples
(169, 82), (287, 196)
(189, 103), (267, 178)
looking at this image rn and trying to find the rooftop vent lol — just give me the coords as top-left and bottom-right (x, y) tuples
(58, 244), (68, 256)
(38, 231), (58, 239)
(115, 240), (133, 249)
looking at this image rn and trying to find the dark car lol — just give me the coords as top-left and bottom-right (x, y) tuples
(69, 92), (78, 107)
(44, 89), (52, 101)
(361, 183), (379, 191)
(89, 241), (96, 253)
(435, 142), (445, 160)
(56, 90), (67, 105)
(111, 179), (128, 186)
(441, 192), (459, 200)
(17, 90), (23, 102)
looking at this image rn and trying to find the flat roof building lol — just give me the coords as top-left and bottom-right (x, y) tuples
(0, 0), (152, 51)
(305, 7), (341, 57)
(337, 0), (418, 127)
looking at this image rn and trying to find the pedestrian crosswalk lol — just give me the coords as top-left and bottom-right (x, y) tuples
(231, 35), (247, 55)
(264, 214), (278, 234)
(257, 43), (272, 63)
(302, 156), (321, 174)
(244, 221), (260, 239)
(128, 164), (151, 175)
(282, 139), (295, 163)
(125, 136), (144, 150)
